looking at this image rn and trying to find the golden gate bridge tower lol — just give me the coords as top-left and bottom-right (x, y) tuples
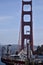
(1, 0), (33, 65)
(21, 0), (33, 51)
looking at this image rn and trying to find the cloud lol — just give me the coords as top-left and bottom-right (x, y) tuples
(0, 16), (14, 20)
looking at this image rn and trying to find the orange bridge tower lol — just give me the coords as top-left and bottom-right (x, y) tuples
(21, 0), (33, 51)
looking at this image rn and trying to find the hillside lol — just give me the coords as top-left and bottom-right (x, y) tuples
(0, 44), (37, 56)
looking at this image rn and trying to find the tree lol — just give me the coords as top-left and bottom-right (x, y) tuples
(35, 45), (43, 55)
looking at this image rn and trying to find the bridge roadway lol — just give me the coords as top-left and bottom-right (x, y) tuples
(1, 57), (25, 65)
(1, 56), (43, 65)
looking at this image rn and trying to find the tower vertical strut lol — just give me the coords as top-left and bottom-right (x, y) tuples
(21, 0), (33, 51)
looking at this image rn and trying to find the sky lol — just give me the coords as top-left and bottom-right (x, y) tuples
(0, 0), (43, 46)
